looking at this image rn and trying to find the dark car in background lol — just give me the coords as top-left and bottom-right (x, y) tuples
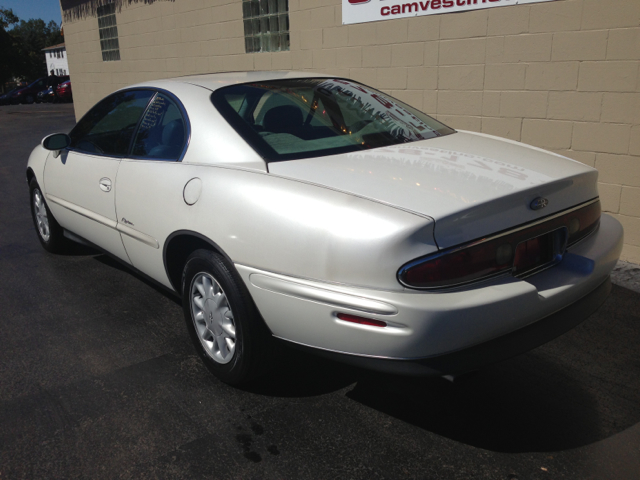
(36, 87), (56, 103)
(56, 80), (72, 103)
(11, 76), (69, 105)
(0, 87), (21, 106)
(11, 77), (49, 104)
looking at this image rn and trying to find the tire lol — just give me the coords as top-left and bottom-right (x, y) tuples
(181, 249), (271, 385)
(29, 178), (66, 253)
(25, 95), (34, 104)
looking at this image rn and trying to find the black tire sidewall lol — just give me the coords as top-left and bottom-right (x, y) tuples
(181, 250), (263, 385)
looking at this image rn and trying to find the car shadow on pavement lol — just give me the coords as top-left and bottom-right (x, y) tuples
(81, 248), (640, 452)
(92, 253), (182, 304)
(241, 344), (362, 398)
(345, 285), (640, 453)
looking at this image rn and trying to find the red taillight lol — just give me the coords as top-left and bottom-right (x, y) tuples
(399, 199), (601, 290)
(566, 199), (601, 246)
(337, 313), (387, 328)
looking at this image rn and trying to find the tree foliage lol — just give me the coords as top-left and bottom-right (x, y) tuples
(0, 8), (20, 86)
(0, 7), (64, 86)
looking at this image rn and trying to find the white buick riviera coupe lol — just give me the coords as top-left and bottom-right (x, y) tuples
(27, 72), (623, 384)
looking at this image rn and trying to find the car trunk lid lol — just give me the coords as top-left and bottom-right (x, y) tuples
(268, 131), (599, 249)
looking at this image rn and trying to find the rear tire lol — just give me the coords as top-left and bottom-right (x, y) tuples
(29, 178), (66, 253)
(181, 249), (271, 385)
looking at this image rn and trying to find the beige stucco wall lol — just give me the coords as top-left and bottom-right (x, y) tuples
(62, 0), (640, 263)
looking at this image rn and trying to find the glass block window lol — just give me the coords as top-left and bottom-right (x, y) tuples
(97, 3), (120, 61)
(242, 0), (289, 53)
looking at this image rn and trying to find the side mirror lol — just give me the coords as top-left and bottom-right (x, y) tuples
(42, 133), (71, 158)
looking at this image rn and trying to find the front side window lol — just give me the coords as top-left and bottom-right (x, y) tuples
(212, 78), (455, 162)
(242, 0), (289, 53)
(132, 93), (187, 161)
(69, 90), (154, 156)
(97, 3), (120, 61)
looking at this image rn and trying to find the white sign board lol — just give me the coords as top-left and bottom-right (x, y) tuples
(342, 0), (558, 25)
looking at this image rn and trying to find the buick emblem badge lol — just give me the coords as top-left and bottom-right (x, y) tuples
(530, 197), (549, 211)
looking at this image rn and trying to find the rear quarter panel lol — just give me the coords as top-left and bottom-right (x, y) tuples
(114, 162), (437, 291)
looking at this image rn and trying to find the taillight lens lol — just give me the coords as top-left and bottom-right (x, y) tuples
(398, 199), (601, 290)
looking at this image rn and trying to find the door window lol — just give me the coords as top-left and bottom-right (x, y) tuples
(132, 93), (187, 161)
(69, 90), (154, 156)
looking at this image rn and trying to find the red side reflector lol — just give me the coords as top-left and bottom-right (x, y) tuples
(337, 313), (387, 328)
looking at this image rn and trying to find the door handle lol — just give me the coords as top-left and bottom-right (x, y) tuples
(99, 177), (112, 192)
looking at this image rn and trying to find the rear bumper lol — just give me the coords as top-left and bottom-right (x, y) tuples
(238, 213), (623, 366)
(284, 277), (611, 376)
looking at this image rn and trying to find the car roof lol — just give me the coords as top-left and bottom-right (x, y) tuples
(130, 71), (332, 92)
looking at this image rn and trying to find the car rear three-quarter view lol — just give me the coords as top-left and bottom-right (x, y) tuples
(27, 72), (623, 385)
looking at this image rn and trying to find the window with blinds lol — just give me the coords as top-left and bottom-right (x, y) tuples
(242, 0), (290, 53)
(97, 3), (120, 61)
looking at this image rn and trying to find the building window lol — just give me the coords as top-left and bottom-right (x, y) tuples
(242, 0), (289, 53)
(97, 3), (120, 61)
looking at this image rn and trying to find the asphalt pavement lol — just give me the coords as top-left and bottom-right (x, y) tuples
(1, 103), (639, 480)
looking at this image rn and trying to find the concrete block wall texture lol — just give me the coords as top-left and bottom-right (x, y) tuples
(62, 0), (640, 263)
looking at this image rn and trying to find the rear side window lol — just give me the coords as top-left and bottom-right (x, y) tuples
(132, 93), (187, 161)
(69, 90), (154, 156)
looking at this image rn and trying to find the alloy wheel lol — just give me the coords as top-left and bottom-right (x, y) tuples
(190, 272), (237, 364)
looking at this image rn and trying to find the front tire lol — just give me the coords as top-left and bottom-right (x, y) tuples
(181, 249), (271, 385)
(29, 178), (66, 253)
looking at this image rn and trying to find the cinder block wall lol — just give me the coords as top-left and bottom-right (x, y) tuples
(63, 0), (640, 262)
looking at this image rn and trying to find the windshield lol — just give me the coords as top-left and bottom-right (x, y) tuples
(212, 78), (455, 162)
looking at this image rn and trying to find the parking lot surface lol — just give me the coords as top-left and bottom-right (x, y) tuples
(1, 103), (639, 479)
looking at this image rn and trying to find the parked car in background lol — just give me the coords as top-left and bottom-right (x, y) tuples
(11, 77), (49, 104)
(56, 80), (72, 103)
(26, 72), (623, 386)
(0, 87), (21, 106)
(11, 76), (69, 105)
(36, 87), (56, 103)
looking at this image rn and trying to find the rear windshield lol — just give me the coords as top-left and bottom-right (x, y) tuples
(211, 78), (455, 162)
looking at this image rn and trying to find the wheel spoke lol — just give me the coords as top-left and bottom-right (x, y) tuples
(196, 280), (206, 298)
(203, 276), (215, 299)
(216, 334), (229, 358)
(220, 320), (236, 338)
(193, 296), (205, 310)
(200, 326), (213, 342)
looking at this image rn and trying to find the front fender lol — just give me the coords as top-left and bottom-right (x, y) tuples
(26, 144), (51, 187)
